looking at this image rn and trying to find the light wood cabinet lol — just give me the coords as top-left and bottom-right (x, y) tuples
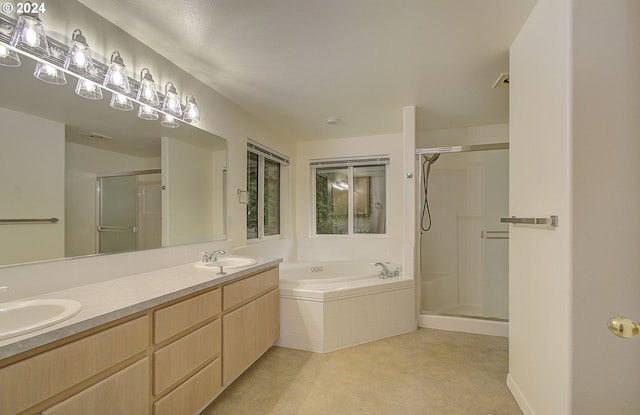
(42, 358), (149, 415)
(0, 315), (149, 415)
(153, 358), (221, 415)
(222, 301), (257, 385)
(154, 288), (221, 344)
(0, 265), (278, 415)
(256, 288), (280, 355)
(154, 319), (221, 395)
(222, 267), (279, 385)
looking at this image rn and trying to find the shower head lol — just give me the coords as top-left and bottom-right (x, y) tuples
(424, 153), (440, 164)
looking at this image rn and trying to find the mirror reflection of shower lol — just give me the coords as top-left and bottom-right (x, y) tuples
(97, 171), (162, 254)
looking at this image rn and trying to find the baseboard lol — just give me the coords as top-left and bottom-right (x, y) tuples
(506, 373), (535, 415)
(418, 314), (509, 337)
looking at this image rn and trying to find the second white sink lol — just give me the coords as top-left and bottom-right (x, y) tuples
(195, 256), (257, 270)
(0, 299), (82, 340)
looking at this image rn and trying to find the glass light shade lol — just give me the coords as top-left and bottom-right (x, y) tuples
(161, 113), (179, 128)
(136, 68), (159, 107)
(161, 82), (182, 116)
(110, 93), (133, 111)
(183, 95), (200, 123)
(75, 78), (103, 100)
(64, 29), (94, 74)
(10, 13), (50, 57)
(34, 61), (66, 85)
(0, 45), (21, 67)
(103, 51), (131, 94)
(138, 104), (158, 120)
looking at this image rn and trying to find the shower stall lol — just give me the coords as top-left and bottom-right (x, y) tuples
(417, 143), (509, 328)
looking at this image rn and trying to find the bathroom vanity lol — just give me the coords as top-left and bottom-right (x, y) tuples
(0, 259), (280, 415)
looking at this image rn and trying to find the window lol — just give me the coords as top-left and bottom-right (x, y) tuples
(312, 157), (388, 235)
(247, 140), (288, 240)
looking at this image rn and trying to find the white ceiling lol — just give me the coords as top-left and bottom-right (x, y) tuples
(79, 0), (536, 141)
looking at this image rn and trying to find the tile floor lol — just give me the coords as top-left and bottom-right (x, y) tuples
(202, 328), (522, 415)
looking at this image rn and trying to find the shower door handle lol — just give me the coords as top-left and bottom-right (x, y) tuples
(500, 215), (559, 227)
(97, 225), (138, 233)
(481, 230), (509, 240)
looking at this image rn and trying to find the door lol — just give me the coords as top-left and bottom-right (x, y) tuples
(97, 175), (138, 253)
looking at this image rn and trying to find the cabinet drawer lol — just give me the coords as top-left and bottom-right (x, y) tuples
(0, 315), (149, 415)
(153, 358), (221, 415)
(153, 319), (221, 395)
(42, 358), (150, 415)
(154, 288), (221, 344)
(223, 267), (278, 310)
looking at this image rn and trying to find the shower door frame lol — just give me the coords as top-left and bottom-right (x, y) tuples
(416, 142), (509, 324)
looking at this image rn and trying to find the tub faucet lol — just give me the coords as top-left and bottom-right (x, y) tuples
(202, 250), (226, 263)
(374, 262), (394, 279)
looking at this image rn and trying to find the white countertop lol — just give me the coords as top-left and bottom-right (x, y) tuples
(0, 257), (282, 360)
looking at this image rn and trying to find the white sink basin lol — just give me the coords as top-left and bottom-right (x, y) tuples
(195, 256), (257, 270)
(0, 299), (82, 340)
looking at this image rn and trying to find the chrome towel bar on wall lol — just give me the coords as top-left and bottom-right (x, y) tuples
(0, 218), (59, 224)
(500, 215), (558, 227)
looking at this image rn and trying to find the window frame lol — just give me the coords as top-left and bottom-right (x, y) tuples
(311, 156), (389, 237)
(246, 140), (288, 241)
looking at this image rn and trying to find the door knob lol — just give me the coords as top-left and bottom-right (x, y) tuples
(608, 316), (640, 338)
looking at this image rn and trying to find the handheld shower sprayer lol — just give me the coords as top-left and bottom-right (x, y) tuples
(420, 153), (440, 232)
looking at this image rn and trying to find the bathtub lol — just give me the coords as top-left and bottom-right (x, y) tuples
(276, 260), (416, 353)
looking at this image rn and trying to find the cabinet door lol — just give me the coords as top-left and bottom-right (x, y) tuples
(256, 289), (279, 355)
(222, 301), (256, 385)
(42, 358), (149, 415)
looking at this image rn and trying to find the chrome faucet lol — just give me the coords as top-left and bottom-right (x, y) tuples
(202, 249), (226, 263)
(374, 262), (394, 279)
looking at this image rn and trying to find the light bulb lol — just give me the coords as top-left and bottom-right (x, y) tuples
(24, 26), (38, 47)
(73, 50), (86, 67)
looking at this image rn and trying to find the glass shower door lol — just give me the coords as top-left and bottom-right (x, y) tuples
(419, 148), (509, 320)
(98, 175), (138, 253)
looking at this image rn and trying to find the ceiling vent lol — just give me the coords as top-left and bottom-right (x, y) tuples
(85, 132), (113, 141)
(492, 73), (510, 88)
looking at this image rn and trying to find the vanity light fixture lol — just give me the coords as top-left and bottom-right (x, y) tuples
(137, 68), (159, 107)
(10, 9), (50, 57)
(161, 82), (182, 116)
(64, 29), (94, 74)
(160, 113), (179, 128)
(75, 78), (103, 100)
(182, 95), (200, 123)
(0, 45), (20, 67)
(33, 61), (66, 85)
(103, 51), (131, 94)
(65, 30), (103, 100)
(110, 93), (133, 111)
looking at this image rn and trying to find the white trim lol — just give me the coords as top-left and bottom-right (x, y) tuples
(418, 314), (509, 337)
(247, 138), (290, 165)
(506, 373), (535, 415)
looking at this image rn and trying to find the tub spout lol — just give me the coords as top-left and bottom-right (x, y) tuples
(374, 262), (394, 279)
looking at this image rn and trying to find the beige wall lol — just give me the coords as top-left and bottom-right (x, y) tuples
(508, 0), (572, 413)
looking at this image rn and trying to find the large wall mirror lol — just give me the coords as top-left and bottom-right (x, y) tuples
(0, 48), (227, 267)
